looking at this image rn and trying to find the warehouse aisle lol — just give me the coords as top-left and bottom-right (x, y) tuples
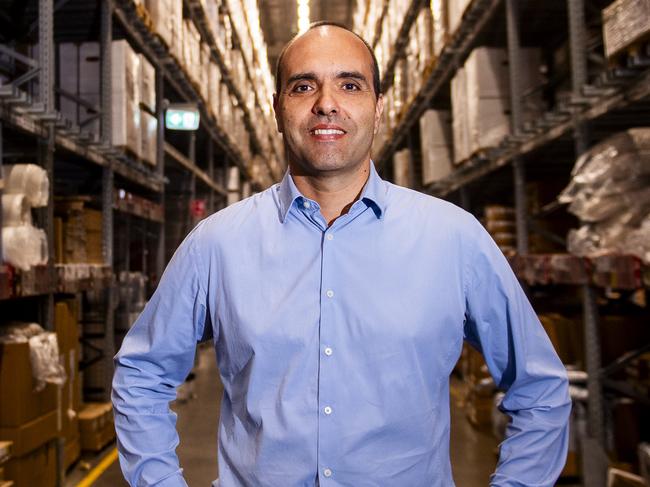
(77, 350), (497, 486)
(73, 344), (221, 487)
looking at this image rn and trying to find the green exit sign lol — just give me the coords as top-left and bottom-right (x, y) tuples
(165, 105), (200, 130)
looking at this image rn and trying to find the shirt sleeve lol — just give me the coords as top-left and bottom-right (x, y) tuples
(463, 218), (571, 487)
(112, 224), (210, 487)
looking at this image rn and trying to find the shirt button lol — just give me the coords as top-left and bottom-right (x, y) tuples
(324, 347), (333, 356)
(326, 290), (334, 298)
(324, 406), (332, 415)
(303, 200), (311, 209)
(323, 468), (332, 478)
(326, 234), (334, 241)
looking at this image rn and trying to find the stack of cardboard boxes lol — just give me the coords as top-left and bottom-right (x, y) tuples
(54, 299), (83, 470)
(0, 340), (59, 486)
(54, 199), (103, 265)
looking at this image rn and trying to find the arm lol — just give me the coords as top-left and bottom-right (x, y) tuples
(112, 225), (210, 487)
(463, 219), (571, 487)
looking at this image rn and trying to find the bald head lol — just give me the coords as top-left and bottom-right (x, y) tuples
(275, 22), (381, 99)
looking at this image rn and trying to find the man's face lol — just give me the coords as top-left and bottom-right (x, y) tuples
(273, 26), (383, 176)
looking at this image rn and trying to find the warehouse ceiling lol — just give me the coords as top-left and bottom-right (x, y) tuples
(258, 0), (356, 83)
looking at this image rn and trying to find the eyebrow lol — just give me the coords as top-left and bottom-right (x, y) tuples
(285, 70), (370, 87)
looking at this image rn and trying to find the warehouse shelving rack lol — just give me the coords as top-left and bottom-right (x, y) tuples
(0, 0), (281, 482)
(365, 0), (650, 485)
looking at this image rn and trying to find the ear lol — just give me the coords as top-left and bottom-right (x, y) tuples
(373, 94), (384, 135)
(273, 93), (283, 133)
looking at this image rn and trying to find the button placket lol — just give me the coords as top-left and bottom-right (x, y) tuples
(318, 219), (338, 482)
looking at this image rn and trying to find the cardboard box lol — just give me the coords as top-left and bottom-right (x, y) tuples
(420, 110), (453, 185)
(0, 411), (58, 457)
(0, 343), (58, 427)
(139, 54), (156, 112)
(54, 300), (82, 446)
(63, 435), (80, 471)
(79, 403), (115, 452)
(393, 149), (412, 188)
(603, 0), (650, 59)
(112, 40), (141, 155)
(140, 110), (158, 167)
(4, 441), (56, 487)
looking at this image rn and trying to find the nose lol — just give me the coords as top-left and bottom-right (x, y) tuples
(312, 86), (338, 117)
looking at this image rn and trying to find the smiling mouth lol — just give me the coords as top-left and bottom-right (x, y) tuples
(309, 127), (347, 141)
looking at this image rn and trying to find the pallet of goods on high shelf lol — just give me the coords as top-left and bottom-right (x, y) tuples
(602, 0), (650, 65)
(142, 0), (183, 62)
(54, 198), (103, 266)
(1, 164), (50, 273)
(393, 148), (413, 188)
(559, 128), (650, 267)
(58, 40), (158, 166)
(420, 110), (453, 185)
(484, 205), (516, 255)
(0, 323), (66, 487)
(56, 264), (112, 294)
(451, 47), (545, 164)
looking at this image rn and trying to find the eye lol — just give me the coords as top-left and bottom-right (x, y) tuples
(342, 82), (360, 91)
(292, 84), (313, 93)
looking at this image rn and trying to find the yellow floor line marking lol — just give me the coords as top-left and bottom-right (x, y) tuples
(76, 447), (119, 487)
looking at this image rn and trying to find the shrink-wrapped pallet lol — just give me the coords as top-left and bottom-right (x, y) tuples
(2, 226), (49, 271)
(1, 194), (32, 227)
(3, 164), (49, 207)
(112, 40), (141, 157)
(560, 128), (650, 263)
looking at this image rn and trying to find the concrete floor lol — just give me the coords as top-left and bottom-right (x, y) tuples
(71, 346), (498, 486)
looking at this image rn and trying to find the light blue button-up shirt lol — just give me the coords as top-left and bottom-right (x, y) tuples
(112, 164), (570, 487)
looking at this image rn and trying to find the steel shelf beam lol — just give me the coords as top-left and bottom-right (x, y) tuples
(164, 142), (227, 195)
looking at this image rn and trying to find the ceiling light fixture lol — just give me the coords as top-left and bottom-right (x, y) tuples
(297, 0), (310, 34)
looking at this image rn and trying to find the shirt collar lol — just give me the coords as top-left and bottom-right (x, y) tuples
(276, 162), (387, 223)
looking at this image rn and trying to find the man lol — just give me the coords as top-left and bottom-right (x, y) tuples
(113, 22), (570, 487)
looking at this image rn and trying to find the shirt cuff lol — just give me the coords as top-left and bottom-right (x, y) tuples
(151, 471), (189, 487)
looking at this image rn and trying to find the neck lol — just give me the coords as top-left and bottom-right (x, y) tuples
(290, 161), (371, 226)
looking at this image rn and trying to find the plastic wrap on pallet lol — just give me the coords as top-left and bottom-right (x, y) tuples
(2, 193), (32, 226)
(140, 110), (158, 167)
(561, 128), (650, 263)
(3, 164), (49, 207)
(0, 323), (66, 391)
(2, 225), (49, 270)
